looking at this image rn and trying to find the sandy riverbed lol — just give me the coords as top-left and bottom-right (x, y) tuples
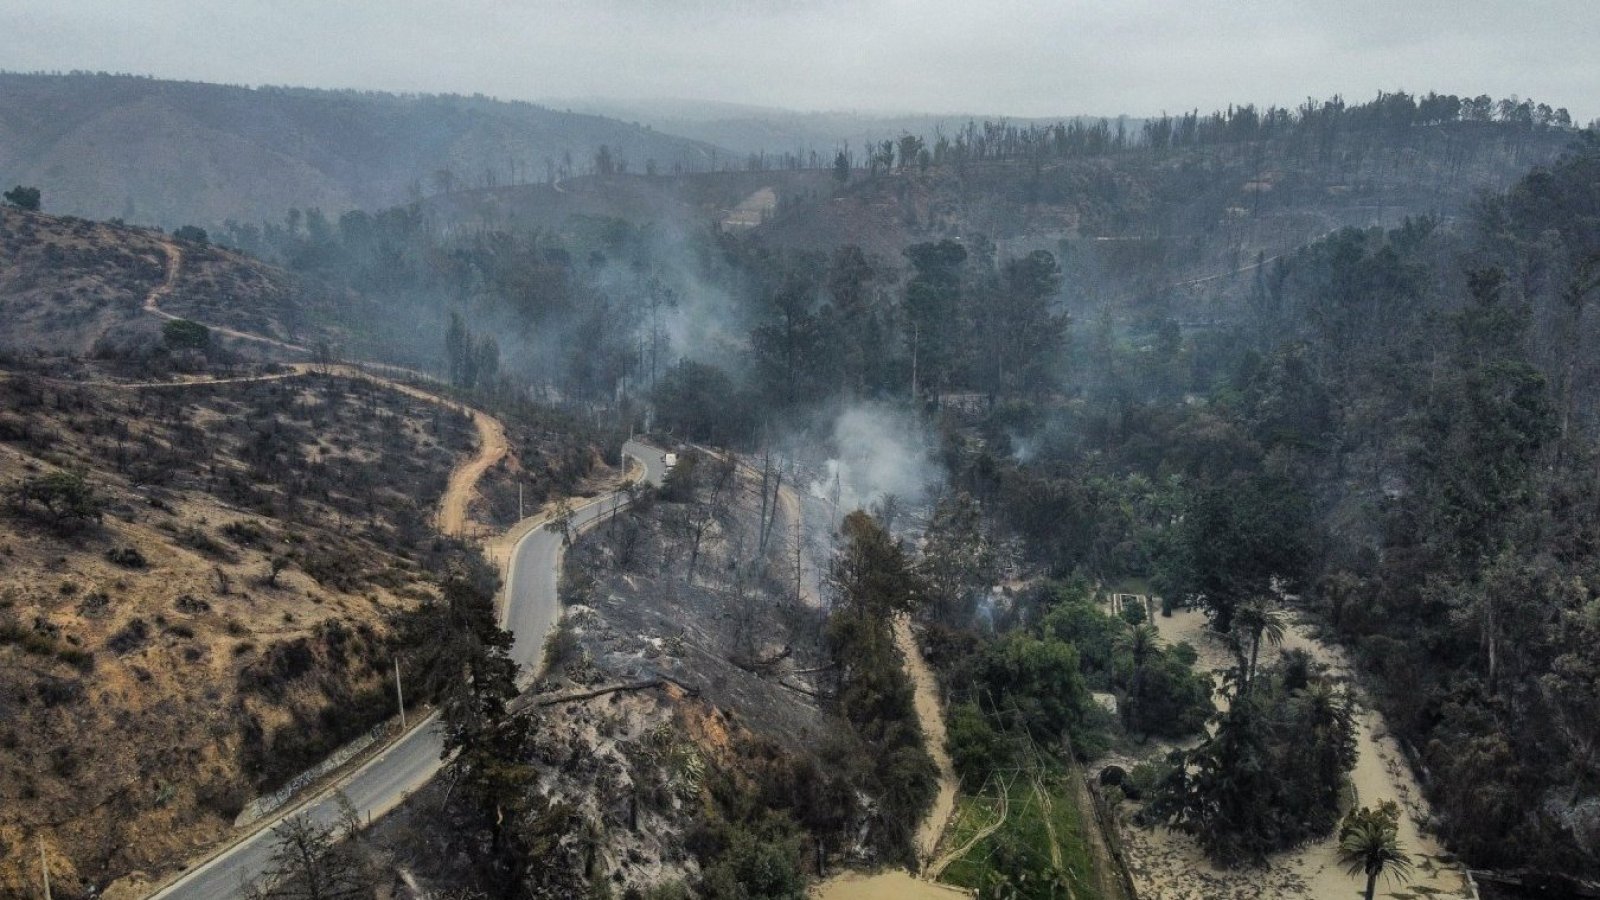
(812, 870), (973, 899)
(1113, 604), (1473, 900)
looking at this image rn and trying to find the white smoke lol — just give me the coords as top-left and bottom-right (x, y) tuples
(660, 271), (747, 367)
(811, 403), (940, 513)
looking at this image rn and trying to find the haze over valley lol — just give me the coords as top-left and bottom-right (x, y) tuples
(3, 4), (1600, 900)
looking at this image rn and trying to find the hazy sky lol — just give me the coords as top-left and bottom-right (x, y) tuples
(3, 0), (1595, 119)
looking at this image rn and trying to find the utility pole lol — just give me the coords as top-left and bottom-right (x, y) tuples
(518, 483), (524, 520)
(394, 658), (406, 730)
(39, 836), (51, 900)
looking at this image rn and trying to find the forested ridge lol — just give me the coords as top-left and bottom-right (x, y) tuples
(954, 138), (1600, 877)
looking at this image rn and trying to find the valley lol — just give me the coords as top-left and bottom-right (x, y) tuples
(2, 55), (1598, 900)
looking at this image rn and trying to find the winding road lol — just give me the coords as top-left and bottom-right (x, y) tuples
(150, 441), (668, 899)
(121, 235), (675, 898)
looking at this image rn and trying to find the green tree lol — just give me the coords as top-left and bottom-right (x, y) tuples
(445, 311), (470, 387)
(1288, 681), (1358, 814)
(1144, 661), (1357, 865)
(1115, 622), (1160, 731)
(700, 820), (807, 900)
(750, 267), (827, 407)
(422, 577), (534, 854)
(6, 470), (104, 534)
(163, 318), (211, 351)
(919, 492), (996, 623)
(1410, 268), (1555, 568)
(903, 240), (969, 397)
(833, 511), (926, 618)
(1158, 475), (1311, 634)
(173, 224), (210, 244)
(1337, 803), (1413, 900)
(896, 133), (925, 172)
(652, 361), (754, 446)
(976, 250), (1067, 399)
(946, 701), (1011, 787)
(3, 185), (40, 211)
(975, 630), (1090, 746)
(826, 511), (936, 861)
(1231, 597), (1286, 693)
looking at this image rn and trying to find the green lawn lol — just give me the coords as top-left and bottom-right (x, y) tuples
(938, 773), (1104, 900)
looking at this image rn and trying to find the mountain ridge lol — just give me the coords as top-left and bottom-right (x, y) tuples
(0, 72), (728, 227)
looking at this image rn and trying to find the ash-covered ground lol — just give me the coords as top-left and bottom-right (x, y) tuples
(368, 447), (864, 896)
(554, 447), (834, 748)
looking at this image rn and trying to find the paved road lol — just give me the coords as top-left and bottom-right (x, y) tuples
(151, 440), (670, 899)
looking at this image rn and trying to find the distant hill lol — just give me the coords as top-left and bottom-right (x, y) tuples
(744, 114), (1584, 284)
(0, 72), (726, 228)
(562, 96), (1143, 160)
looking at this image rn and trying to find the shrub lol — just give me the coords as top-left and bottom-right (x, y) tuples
(106, 618), (151, 654)
(105, 546), (147, 568)
(5, 470), (104, 534)
(221, 519), (267, 547)
(77, 591), (110, 616)
(162, 318), (210, 351)
(176, 526), (233, 560)
(947, 701), (1013, 788)
(37, 677), (85, 707)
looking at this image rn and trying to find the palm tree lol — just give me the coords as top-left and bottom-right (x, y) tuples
(1292, 681), (1359, 812)
(1115, 622), (1161, 732)
(1232, 597), (1286, 692)
(1337, 802), (1413, 900)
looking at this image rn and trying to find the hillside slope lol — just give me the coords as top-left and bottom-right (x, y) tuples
(751, 122), (1579, 276)
(0, 206), (367, 362)
(0, 73), (725, 227)
(0, 369), (482, 897)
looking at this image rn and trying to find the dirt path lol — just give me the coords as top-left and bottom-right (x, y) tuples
(144, 241), (310, 353)
(129, 232), (498, 534)
(142, 241), (182, 317)
(894, 615), (960, 870)
(71, 354), (509, 540)
(723, 187), (777, 228)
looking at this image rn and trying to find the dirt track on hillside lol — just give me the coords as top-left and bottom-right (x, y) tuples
(144, 241), (311, 353)
(133, 230), (506, 537)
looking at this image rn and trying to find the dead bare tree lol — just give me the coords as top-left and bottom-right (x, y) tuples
(685, 455), (735, 584)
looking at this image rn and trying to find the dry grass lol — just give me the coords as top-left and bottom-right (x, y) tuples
(0, 371), (477, 896)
